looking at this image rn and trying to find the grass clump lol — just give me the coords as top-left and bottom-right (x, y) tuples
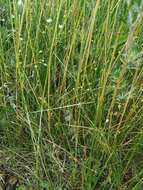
(0, 0), (143, 189)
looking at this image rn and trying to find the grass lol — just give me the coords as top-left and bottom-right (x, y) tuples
(0, 0), (143, 189)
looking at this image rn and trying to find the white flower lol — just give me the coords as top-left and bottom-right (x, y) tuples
(46, 18), (52, 23)
(17, 0), (23, 7)
(34, 65), (38, 68)
(17, 0), (23, 15)
(43, 63), (47, 67)
(105, 119), (109, 123)
(39, 50), (43, 53)
(1, 18), (5, 22)
(3, 83), (8, 88)
(58, 24), (63, 29)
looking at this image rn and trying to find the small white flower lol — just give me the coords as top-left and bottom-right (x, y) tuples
(39, 50), (43, 53)
(17, 0), (23, 15)
(43, 63), (47, 67)
(17, 0), (23, 7)
(58, 24), (63, 29)
(105, 119), (109, 123)
(46, 18), (52, 23)
(1, 18), (5, 22)
(3, 83), (8, 88)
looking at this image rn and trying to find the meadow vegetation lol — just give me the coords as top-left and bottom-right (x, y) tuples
(0, 0), (143, 189)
